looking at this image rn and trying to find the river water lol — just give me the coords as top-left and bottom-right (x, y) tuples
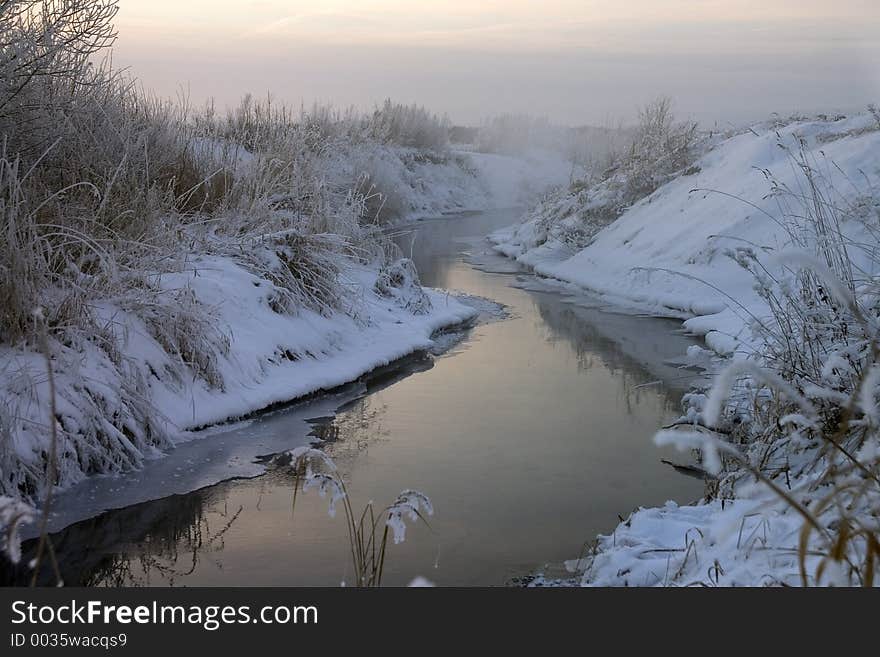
(7, 209), (706, 586)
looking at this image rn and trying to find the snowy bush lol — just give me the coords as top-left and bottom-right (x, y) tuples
(365, 99), (449, 152)
(289, 99), (449, 153)
(234, 229), (353, 318)
(354, 155), (412, 225)
(502, 97), (703, 254)
(616, 97), (700, 205)
(374, 259), (433, 315)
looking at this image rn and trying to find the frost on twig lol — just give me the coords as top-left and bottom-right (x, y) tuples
(287, 446), (338, 472)
(302, 473), (347, 518)
(287, 446), (345, 516)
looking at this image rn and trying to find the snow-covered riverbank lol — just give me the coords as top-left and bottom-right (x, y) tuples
(0, 254), (477, 499)
(491, 113), (880, 356)
(492, 113), (880, 586)
(0, 139), (571, 505)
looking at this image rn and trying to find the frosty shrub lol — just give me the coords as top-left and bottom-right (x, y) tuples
(663, 140), (880, 586)
(617, 97), (699, 205)
(285, 447), (433, 587)
(365, 99), (450, 152)
(281, 99), (450, 153)
(354, 158), (410, 225)
(374, 258), (433, 315)
(237, 229), (353, 318)
(122, 286), (231, 390)
(526, 97), (702, 252)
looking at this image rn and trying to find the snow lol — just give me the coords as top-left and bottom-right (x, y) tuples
(555, 496), (804, 587)
(492, 113), (880, 587)
(144, 258), (479, 431)
(491, 114), (880, 357)
(536, 463), (861, 587)
(0, 255), (478, 502)
(0, 142), (569, 510)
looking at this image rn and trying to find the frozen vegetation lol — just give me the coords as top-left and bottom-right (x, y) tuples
(0, 0), (567, 520)
(493, 104), (880, 586)
(3, 2), (877, 589)
(286, 446), (434, 587)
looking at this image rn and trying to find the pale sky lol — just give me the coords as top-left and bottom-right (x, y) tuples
(113, 0), (880, 125)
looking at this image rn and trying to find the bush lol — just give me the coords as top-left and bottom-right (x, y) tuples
(365, 99), (449, 151)
(617, 97), (699, 205)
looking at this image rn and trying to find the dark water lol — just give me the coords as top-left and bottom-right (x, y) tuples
(7, 210), (706, 587)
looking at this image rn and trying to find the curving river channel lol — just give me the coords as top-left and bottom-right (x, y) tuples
(6, 209), (707, 586)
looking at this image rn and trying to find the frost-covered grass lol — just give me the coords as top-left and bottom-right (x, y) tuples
(0, 1), (499, 508)
(496, 110), (880, 586)
(490, 98), (703, 254)
(286, 447), (433, 587)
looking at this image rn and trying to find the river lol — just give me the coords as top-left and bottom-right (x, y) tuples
(5, 209), (706, 586)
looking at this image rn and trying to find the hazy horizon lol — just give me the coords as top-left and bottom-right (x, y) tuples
(114, 1), (880, 126)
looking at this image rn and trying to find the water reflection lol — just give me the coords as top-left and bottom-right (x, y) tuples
(4, 210), (707, 586)
(391, 210), (523, 289)
(531, 289), (703, 395)
(4, 490), (220, 586)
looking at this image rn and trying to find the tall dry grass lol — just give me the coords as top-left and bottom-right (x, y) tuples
(678, 137), (880, 585)
(0, 0), (455, 504)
